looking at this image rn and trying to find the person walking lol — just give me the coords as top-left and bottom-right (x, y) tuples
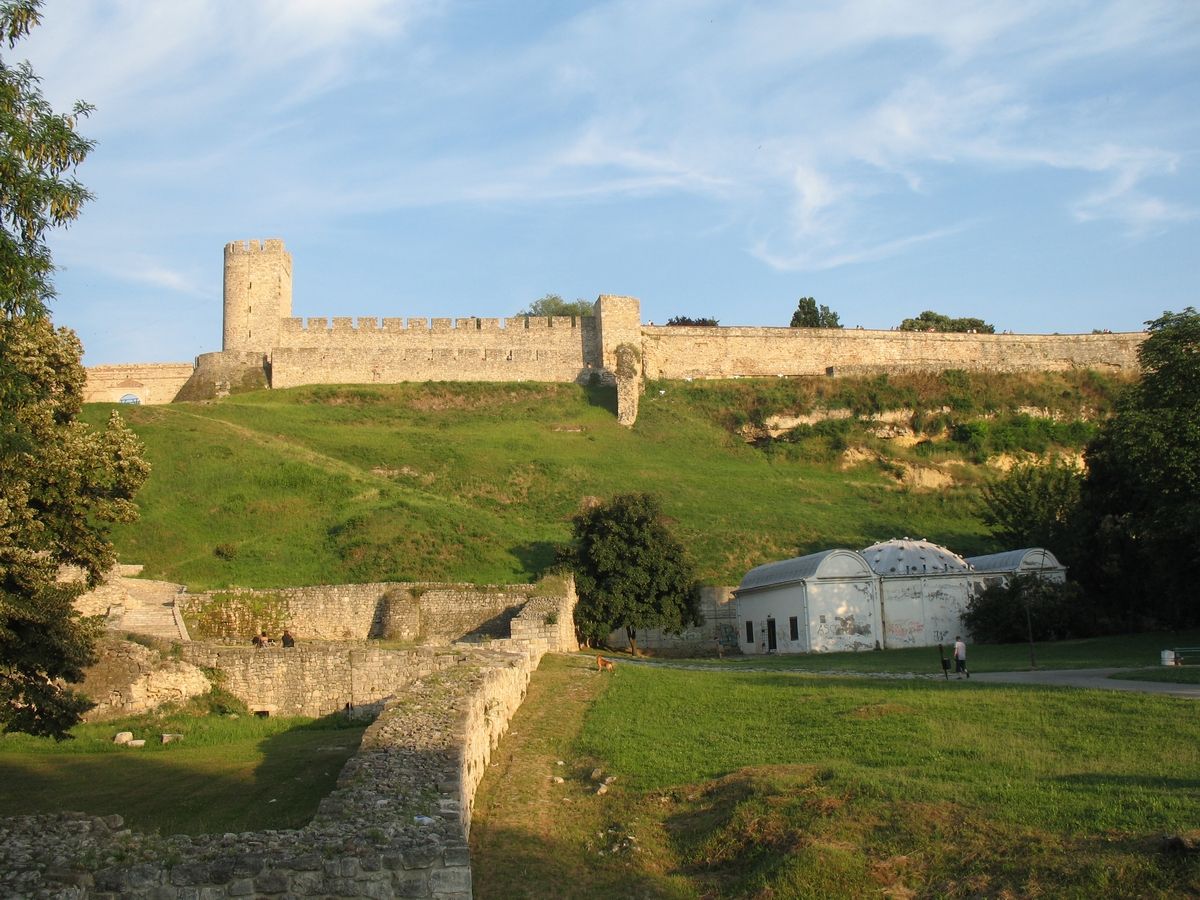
(953, 635), (969, 678)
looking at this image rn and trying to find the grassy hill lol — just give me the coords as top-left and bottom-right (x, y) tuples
(81, 370), (1126, 591)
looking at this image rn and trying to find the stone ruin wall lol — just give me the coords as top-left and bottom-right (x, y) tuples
(1, 586), (579, 898)
(640, 325), (1144, 380)
(0, 648), (534, 899)
(180, 642), (459, 718)
(179, 581), (545, 645)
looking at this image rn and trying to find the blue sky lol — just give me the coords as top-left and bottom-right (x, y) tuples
(19, 0), (1200, 365)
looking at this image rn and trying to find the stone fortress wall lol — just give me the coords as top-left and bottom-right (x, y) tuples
(1, 582), (579, 898)
(83, 238), (1145, 410)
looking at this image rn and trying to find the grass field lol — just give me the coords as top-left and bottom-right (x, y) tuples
(470, 655), (1200, 899)
(1117, 667), (1200, 685)
(80, 373), (1113, 591)
(0, 704), (366, 835)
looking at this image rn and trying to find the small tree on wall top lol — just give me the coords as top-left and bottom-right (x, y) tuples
(563, 493), (701, 655)
(517, 293), (594, 318)
(899, 310), (995, 333)
(790, 297), (841, 328)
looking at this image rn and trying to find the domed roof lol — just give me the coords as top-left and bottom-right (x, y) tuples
(861, 538), (970, 575)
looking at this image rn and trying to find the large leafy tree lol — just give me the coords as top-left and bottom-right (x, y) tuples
(790, 297), (841, 328)
(517, 293), (594, 318)
(565, 493), (701, 656)
(1079, 308), (1200, 628)
(0, 0), (149, 738)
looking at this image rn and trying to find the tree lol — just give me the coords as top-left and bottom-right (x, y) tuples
(963, 575), (1090, 644)
(1078, 308), (1200, 628)
(665, 315), (718, 326)
(898, 310), (994, 333)
(790, 297), (841, 328)
(0, 1), (150, 739)
(517, 293), (594, 318)
(980, 459), (1084, 561)
(564, 493), (701, 655)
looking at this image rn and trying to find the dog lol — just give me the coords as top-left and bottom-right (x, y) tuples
(596, 654), (615, 672)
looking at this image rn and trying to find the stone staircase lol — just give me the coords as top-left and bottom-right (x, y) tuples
(74, 566), (190, 641)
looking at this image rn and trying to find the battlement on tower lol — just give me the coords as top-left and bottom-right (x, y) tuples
(225, 238), (289, 256)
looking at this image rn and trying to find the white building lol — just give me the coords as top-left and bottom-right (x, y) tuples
(862, 539), (972, 650)
(966, 548), (1067, 594)
(734, 540), (1066, 655)
(735, 550), (881, 654)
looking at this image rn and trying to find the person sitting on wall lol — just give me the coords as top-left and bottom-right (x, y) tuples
(251, 631), (266, 648)
(281, 629), (295, 648)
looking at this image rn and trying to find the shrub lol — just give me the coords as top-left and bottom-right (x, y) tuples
(213, 542), (238, 560)
(963, 576), (1093, 643)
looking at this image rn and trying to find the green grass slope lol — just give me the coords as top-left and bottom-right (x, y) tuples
(82, 372), (1121, 590)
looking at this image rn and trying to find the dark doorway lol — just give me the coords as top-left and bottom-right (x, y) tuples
(766, 618), (777, 652)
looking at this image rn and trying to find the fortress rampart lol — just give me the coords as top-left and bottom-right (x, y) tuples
(641, 324), (1144, 379)
(82, 238), (1147, 415)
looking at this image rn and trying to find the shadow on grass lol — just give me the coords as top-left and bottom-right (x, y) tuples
(509, 540), (559, 579)
(582, 383), (618, 416)
(472, 822), (686, 900)
(0, 711), (367, 836)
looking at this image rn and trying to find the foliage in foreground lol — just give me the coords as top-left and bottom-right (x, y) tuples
(565, 493), (701, 654)
(0, 1), (150, 739)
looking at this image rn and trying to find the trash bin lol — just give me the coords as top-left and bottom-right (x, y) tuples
(1161, 649), (1177, 666)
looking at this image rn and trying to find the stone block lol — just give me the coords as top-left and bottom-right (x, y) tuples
(170, 862), (211, 885)
(392, 868), (431, 897)
(430, 865), (472, 894)
(252, 869), (290, 894)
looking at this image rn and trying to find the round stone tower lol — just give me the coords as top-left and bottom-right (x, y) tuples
(222, 239), (293, 352)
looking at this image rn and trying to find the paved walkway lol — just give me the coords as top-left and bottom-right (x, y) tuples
(587, 655), (1200, 699)
(971, 667), (1200, 699)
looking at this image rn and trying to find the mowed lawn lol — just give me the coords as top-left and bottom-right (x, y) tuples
(471, 655), (1200, 899)
(0, 712), (366, 835)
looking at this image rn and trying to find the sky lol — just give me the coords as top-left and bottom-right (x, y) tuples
(16, 0), (1200, 365)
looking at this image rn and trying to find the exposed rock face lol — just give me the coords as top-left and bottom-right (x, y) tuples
(78, 638), (212, 722)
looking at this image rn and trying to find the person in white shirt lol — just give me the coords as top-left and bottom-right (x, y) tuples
(953, 636), (969, 678)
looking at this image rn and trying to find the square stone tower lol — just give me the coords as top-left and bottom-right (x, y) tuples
(222, 239), (293, 352)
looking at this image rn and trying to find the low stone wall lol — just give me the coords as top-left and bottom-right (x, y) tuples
(0, 588), (579, 898)
(180, 642), (459, 717)
(179, 582), (540, 644)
